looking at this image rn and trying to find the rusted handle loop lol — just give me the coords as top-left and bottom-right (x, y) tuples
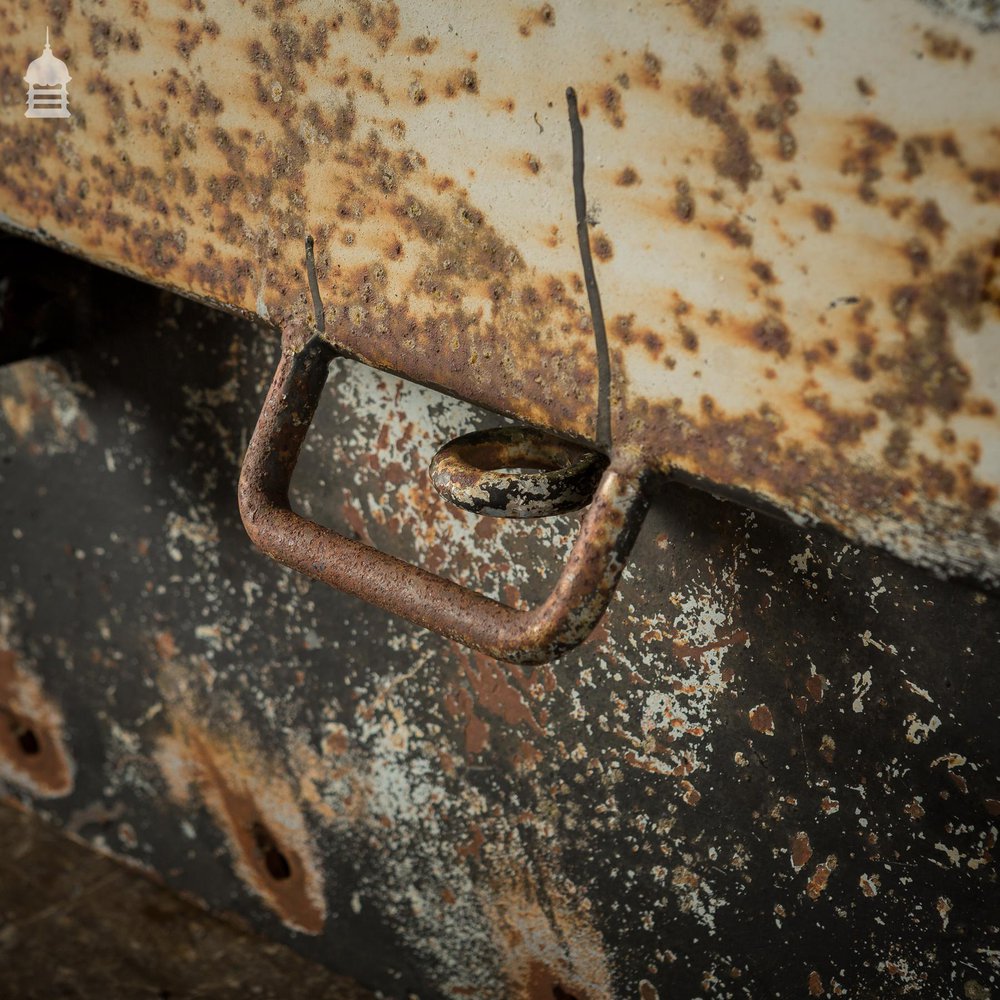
(429, 427), (608, 518)
(238, 337), (651, 665)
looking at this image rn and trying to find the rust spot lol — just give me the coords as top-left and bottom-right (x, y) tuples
(917, 199), (949, 241)
(749, 703), (774, 734)
(639, 49), (663, 89)
(720, 216), (753, 247)
(460, 68), (479, 95)
(155, 713), (326, 935)
(970, 167), (1000, 201)
(493, 879), (612, 999)
(923, 29), (974, 63)
(766, 58), (801, 100)
(750, 317), (790, 358)
(877, 238), (996, 429)
(680, 780), (701, 806)
(861, 118), (897, 148)
(411, 35), (438, 54)
(591, 232), (614, 262)
(904, 238), (932, 276)
(685, 0), (725, 27)
(0, 650), (74, 798)
(856, 76), (874, 97)
(688, 84), (760, 191)
(679, 324), (699, 352)
(599, 85), (625, 128)
(732, 11), (762, 38)
(902, 138), (928, 179)
(753, 59), (800, 161)
(811, 204), (835, 232)
(674, 177), (695, 222)
(806, 856), (838, 900)
(804, 392), (878, 445)
(790, 831), (813, 872)
(805, 674), (826, 702)
(808, 972), (824, 996)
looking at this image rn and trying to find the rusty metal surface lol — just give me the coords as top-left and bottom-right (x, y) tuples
(0, 0), (997, 586)
(2, 239), (999, 999)
(238, 334), (649, 664)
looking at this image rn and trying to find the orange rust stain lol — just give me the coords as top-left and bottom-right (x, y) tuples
(790, 831), (813, 872)
(859, 873), (879, 897)
(731, 10), (762, 38)
(684, 0), (726, 29)
(673, 630), (748, 664)
(748, 316), (790, 358)
(808, 971), (824, 997)
(0, 649), (74, 798)
(811, 204), (835, 232)
(591, 231), (614, 262)
(155, 715), (326, 935)
(513, 739), (544, 773)
(322, 725), (349, 756)
(749, 703), (774, 735)
(805, 674), (826, 702)
(517, 4), (557, 36)
(687, 82), (760, 192)
(680, 780), (701, 806)
(806, 856), (838, 900)
(597, 83), (626, 128)
(444, 684), (491, 756)
(985, 798), (1000, 817)
(457, 824), (485, 860)
(489, 876), (612, 1000)
(923, 29), (974, 63)
(459, 650), (544, 737)
(154, 630), (178, 661)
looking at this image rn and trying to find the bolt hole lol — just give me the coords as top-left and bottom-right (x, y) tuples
(553, 988), (579, 1000)
(252, 821), (291, 881)
(15, 726), (40, 756)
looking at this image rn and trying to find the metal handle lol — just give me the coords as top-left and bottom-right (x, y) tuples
(238, 337), (650, 665)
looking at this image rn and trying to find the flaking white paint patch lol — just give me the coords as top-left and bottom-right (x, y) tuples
(852, 670), (873, 713)
(906, 714), (942, 744)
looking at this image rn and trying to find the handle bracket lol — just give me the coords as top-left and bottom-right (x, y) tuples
(238, 337), (650, 665)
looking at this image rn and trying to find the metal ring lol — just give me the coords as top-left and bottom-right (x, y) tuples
(429, 427), (609, 518)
